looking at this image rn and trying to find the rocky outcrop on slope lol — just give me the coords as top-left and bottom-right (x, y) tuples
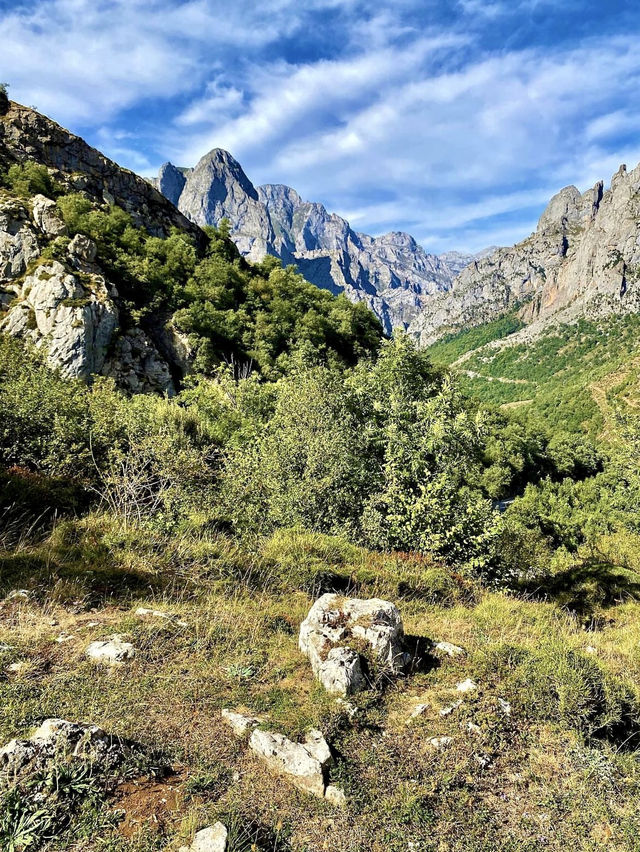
(157, 153), (472, 334)
(0, 195), (177, 392)
(410, 166), (640, 346)
(0, 102), (203, 242)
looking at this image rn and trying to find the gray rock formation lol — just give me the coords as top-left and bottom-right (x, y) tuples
(0, 258), (118, 379)
(410, 165), (639, 346)
(0, 101), (203, 243)
(299, 593), (407, 695)
(1, 718), (125, 786)
(248, 727), (332, 798)
(156, 152), (478, 334)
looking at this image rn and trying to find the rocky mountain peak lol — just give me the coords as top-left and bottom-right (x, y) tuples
(155, 162), (190, 207)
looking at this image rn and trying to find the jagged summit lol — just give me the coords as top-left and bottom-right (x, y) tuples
(154, 151), (472, 334)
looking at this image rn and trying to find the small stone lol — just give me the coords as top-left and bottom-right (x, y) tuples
(325, 784), (347, 806)
(135, 607), (188, 627)
(409, 703), (429, 719)
(55, 634), (74, 643)
(584, 645), (597, 654)
(433, 641), (465, 657)
(188, 822), (228, 852)
(335, 698), (358, 718)
(497, 698), (511, 716)
(456, 679), (477, 693)
(466, 721), (482, 734)
(86, 635), (135, 665)
(7, 661), (28, 674)
(428, 736), (453, 750)
(221, 709), (261, 737)
(439, 700), (462, 717)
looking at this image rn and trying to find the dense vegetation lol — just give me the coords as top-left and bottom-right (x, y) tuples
(3, 174), (640, 851)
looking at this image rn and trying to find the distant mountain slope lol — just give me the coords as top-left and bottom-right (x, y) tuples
(413, 166), (640, 345)
(156, 149), (640, 352)
(153, 151), (486, 334)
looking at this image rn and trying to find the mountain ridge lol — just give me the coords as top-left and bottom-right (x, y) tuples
(153, 149), (486, 334)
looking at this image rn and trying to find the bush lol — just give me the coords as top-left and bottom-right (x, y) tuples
(4, 162), (60, 198)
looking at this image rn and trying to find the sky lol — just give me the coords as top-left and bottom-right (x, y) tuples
(1, 0), (640, 254)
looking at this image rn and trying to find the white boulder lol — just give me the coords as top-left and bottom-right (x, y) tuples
(299, 593), (407, 695)
(86, 635), (135, 665)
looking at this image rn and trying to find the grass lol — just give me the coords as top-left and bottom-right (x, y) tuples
(425, 313), (640, 436)
(1, 517), (640, 850)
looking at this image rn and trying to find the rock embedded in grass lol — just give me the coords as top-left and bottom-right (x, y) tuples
(86, 635), (135, 664)
(221, 708), (262, 737)
(433, 641), (465, 658)
(179, 822), (228, 852)
(299, 593), (407, 695)
(0, 718), (125, 784)
(249, 728), (332, 798)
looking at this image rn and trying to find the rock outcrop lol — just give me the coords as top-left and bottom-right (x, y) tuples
(411, 164), (640, 346)
(1, 101), (202, 242)
(0, 108), (190, 392)
(299, 594), (407, 695)
(1, 718), (126, 785)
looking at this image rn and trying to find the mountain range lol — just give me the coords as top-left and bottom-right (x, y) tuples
(154, 150), (640, 347)
(152, 153), (491, 335)
(2, 99), (640, 396)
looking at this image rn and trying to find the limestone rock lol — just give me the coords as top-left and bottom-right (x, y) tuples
(325, 784), (347, 806)
(182, 823), (228, 852)
(86, 635), (135, 665)
(248, 728), (330, 798)
(433, 641), (465, 658)
(101, 328), (175, 395)
(68, 233), (97, 263)
(1, 718), (123, 786)
(0, 260), (118, 379)
(428, 736), (453, 750)
(221, 709), (262, 737)
(0, 101), (203, 243)
(0, 199), (40, 281)
(299, 593), (407, 695)
(456, 679), (477, 693)
(31, 194), (66, 236)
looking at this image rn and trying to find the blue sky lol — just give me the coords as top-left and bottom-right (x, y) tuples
(1, 0), (640, 253)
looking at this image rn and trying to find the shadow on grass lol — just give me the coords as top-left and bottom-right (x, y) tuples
(518, 558), (640, 622)
(0, 543), (168, 608)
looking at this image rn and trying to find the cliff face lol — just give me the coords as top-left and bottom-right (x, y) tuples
(411, 166), (640, 346)
(156, 151), (471, 335)
(0, 103), (206, 393)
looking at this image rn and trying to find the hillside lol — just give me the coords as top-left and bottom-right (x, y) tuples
(0, 102), (382, 392)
